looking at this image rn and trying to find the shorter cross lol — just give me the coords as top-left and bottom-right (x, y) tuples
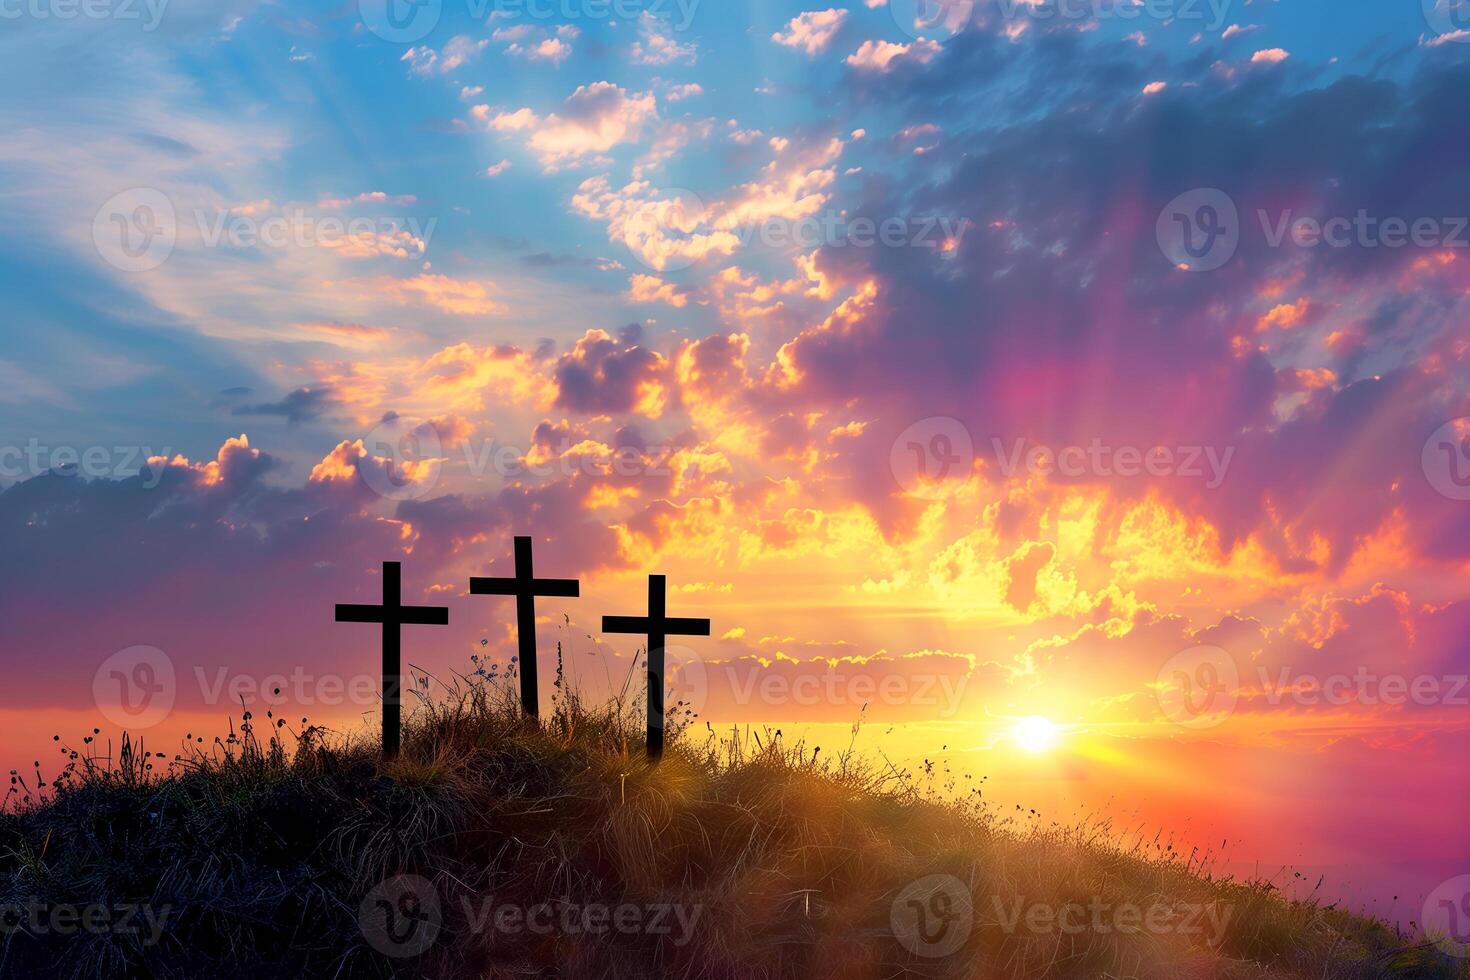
(602, 575), (710, 761)
(469, 536), (580, 718)
(335, 560), (449, 759)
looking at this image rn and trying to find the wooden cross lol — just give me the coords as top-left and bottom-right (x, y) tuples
(602, 575), (710, 760)
(469, 535), (579, 718)
(335, 560), (449, 759)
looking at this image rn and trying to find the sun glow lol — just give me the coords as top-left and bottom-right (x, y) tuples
(1011, 716), (1061, 754)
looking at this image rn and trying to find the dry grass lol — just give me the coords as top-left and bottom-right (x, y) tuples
(0, 653), (1462, 979)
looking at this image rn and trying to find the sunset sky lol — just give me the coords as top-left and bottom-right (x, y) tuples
(3, 0), (1469, 930)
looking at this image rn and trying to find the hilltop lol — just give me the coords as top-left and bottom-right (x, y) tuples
(0, 667), (1462, 979)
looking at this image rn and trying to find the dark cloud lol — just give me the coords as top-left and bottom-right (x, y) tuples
(232, 386), (334, 424)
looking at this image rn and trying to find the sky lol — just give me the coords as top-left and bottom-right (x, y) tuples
(2, 0), (1470, 934)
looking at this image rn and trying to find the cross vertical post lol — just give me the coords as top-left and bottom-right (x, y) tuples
(602, 575), (710, 761)
(335, 560), (449, 759)
(469, 536), (580, 718)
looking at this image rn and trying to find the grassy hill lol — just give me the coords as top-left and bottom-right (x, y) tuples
(1, 663), (1463, 979)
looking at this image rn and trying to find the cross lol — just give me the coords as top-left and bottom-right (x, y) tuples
(602, 575), (710, 761)
(335, 560), (449, 759)
(469, 535), (580, 718)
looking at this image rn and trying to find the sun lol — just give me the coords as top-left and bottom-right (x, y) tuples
(1011, 716), (1061, 754)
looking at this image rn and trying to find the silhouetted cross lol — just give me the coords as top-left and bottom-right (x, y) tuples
(335, 560), (449, 759)
(603, 575), (710, 760)
(469, 536), (579, 718)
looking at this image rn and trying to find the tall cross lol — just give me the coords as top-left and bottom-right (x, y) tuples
(469, 536), (579, 718)
(335, 560), (449, 759)
(602, 575), (710, 761)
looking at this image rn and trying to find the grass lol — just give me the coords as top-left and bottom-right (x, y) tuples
(0, 648), (1464, 979)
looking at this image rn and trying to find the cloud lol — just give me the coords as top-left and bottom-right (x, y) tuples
(473, 82), (658, 171)
(496, 23), (579, 65)
(294, 322), (396, 348)
(553, 326), (670, 418)
(627, 273), (688, 307)
(232, 386), (334, 424)
(772, 9), (849, 55)
(316, 191), (417, 208)
(631, 11), (696, 65)
(328, 273), (504, 316)
(664, 83), (703, 102)
(1221, 24), (1262, 39)
(402, 36), (488, 76)
(845, 38), (941, 72)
